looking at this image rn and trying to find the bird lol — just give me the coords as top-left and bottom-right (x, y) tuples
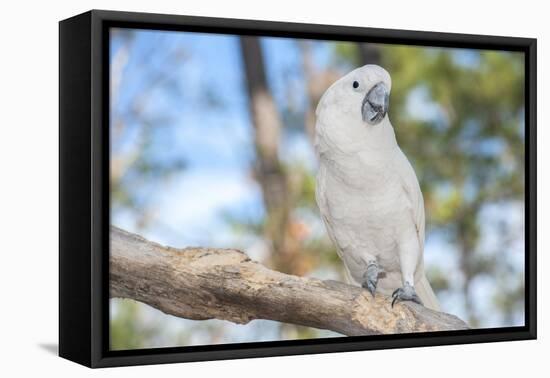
(314, 64), (440, 311)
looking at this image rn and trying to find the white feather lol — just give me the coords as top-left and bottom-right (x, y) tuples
(315, 65), (440, 311)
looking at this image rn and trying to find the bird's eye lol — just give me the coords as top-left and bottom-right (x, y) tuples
(352, 81), (359, 89)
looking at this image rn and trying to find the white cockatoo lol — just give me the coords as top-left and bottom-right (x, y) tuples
(314, 64), (440, 311)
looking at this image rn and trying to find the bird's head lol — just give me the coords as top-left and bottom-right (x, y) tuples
(315, 65), (393, 154)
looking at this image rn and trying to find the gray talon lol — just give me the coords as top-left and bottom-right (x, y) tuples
(361, 262), (380, 297)
(391, 282), (423, 307)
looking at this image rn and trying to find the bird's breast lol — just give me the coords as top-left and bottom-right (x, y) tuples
(319, 154), (411, 273)
(322, 151), (402, 208)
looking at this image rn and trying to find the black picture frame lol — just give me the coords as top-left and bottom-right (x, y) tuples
(59, 9), (537, 368)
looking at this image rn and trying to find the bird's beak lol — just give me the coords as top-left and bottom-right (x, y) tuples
(361, 82), (389, 125)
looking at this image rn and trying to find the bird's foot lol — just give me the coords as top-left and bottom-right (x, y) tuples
(361, 261), (381, 297)
(391, 282), (423, 307)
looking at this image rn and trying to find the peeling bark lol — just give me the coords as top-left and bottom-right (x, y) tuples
(110, 226), (469, 336)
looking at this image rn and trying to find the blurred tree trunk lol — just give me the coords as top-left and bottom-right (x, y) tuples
(300, 41), (340, 144)
(358, 43), (382, 65)
(239, 36), (301, 274)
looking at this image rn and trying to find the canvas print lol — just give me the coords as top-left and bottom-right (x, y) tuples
(109, 27), (526, 351)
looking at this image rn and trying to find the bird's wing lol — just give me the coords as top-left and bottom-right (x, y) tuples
(315, 164), (342, 259)
(394, 148), (425, 251)
(315, 163), (358, 285)
(394, 148), (440, 311)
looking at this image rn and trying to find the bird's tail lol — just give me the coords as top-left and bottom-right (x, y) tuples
(415, 274), (440, 312)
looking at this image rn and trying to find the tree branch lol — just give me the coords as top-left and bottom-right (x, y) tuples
(110, 226), (469, 336)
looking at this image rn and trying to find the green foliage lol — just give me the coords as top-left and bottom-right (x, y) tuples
(110, 300), (160, 350)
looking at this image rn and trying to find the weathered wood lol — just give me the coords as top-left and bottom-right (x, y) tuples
(110, 226), (469, 336)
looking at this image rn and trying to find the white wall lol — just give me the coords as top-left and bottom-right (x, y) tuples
(0, 0), (545, 376)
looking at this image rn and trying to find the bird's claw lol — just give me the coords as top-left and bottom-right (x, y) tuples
(363, 278), (377, 297)
(361, 262), (380, 298)
(391, 282), (423, 307)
